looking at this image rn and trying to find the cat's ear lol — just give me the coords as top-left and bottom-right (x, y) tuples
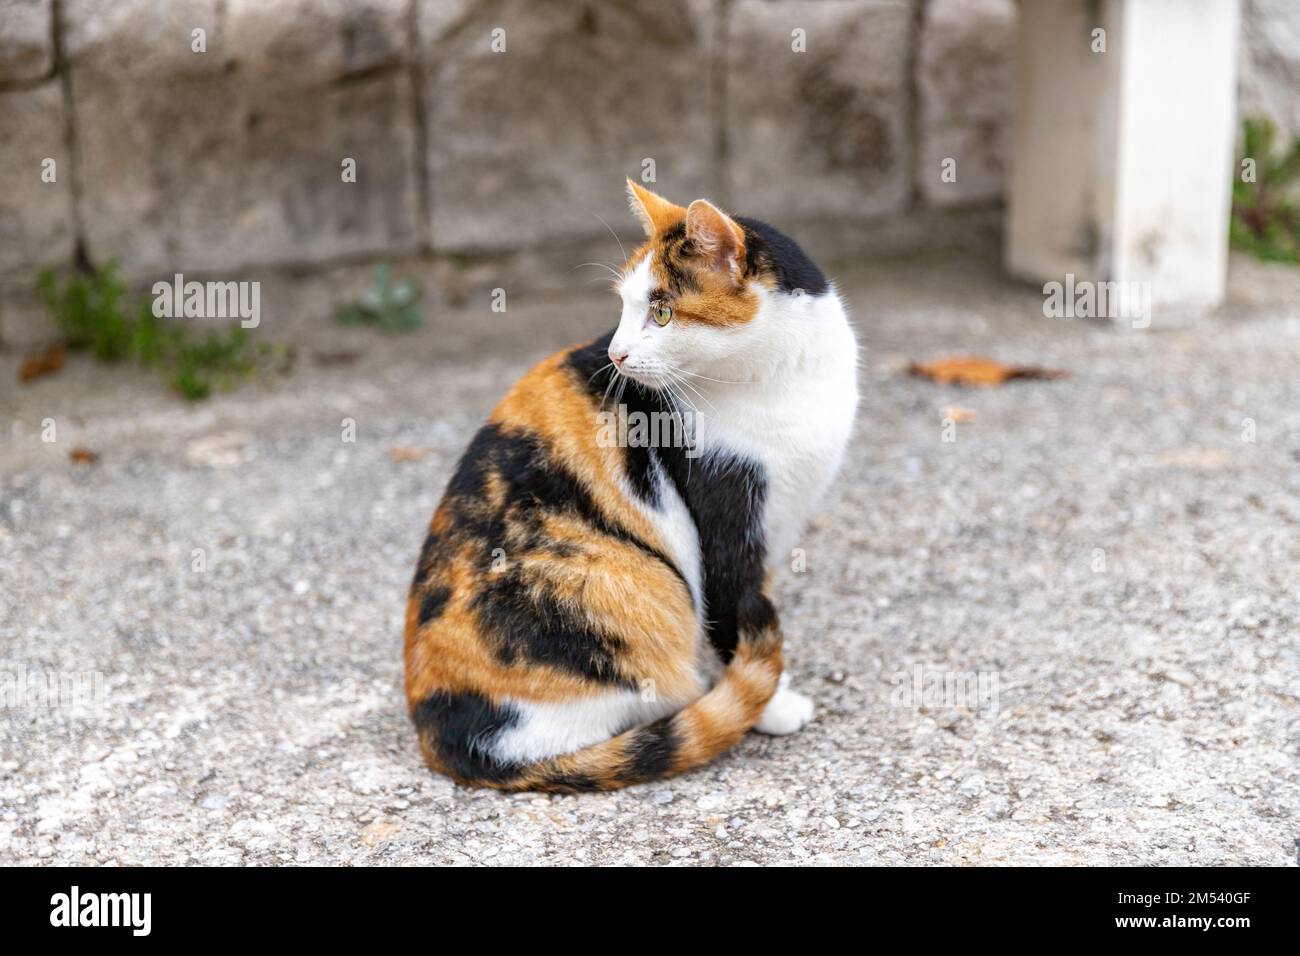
(685, 199), (746, 283)
(626, 179), (686, 237)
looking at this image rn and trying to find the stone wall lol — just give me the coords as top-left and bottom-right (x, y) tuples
(1, 0), (1297, 322)
(1239, 0), (1300, 143)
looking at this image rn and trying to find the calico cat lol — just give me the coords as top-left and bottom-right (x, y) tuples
(404, 181), (858, 791)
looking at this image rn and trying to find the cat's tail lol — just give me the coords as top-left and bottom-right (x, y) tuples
(497, 615), (784, 793)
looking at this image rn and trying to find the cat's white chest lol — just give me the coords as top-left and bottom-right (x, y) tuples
(701, 381), (855, 569)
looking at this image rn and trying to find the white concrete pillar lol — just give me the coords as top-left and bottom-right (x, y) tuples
(1005, 0), (1241, 313)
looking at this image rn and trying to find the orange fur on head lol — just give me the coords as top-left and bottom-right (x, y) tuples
(626, 179), (686, 237)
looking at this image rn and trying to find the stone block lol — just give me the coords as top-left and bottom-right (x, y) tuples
(0, 0), (53, 83)
(0, 82), (75, 283)
(64, 0), (421, 280)
(917, 0), (1015, 206)
(725, 0), (913, 224)
(419, 0), (719, 251)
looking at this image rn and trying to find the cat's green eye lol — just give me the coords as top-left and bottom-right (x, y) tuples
(652, 304), (673, 326)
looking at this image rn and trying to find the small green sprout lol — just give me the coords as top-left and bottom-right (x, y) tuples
(338, 264), (424, 331)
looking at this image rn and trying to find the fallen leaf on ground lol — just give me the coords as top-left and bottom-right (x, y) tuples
(312, 349), (363, 366)
(19, 343), (66, 383)
(360, 819), (400, 847)
(942, 405), (975, 423)
(908, 355), (1067, 388)
(186, 431), (253, 469)
(68, 447), (99, 465)
(1156, 448), (1233, 471)
(388, 445), (431, 462)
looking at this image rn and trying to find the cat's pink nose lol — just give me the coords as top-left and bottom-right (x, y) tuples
(608, 344), (629, 367)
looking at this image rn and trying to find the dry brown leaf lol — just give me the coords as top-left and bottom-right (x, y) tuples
(312, 348), (363, 366)
(69, 447), (99, 465)
(360, 819), (400, 847)
(388, 445), (430, 462)
(908, 355), (1067, 388)
(1156, 448), (1233, 471)
(942, 405), (975, 423)
(19, 343), (66, 384)
(186, 431), (252, 469)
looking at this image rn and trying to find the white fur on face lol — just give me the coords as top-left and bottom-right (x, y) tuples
(614, 254), (794, 388)
(610, 254), (654, 377)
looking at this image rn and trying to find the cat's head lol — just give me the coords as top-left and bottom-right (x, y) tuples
(609, 180), (830, 387)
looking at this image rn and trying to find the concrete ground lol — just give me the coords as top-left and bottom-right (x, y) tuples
(1, 248), (1297, 866)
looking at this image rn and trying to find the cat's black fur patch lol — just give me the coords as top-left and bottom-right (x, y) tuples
(539, 770), (603, 793)
(654, 217), (828, 297)
(736, 216), (829, 296)
(621, 436), (659, 504)
(417, 585), (452, 625)
(445, 421), (686, 586)
(624, 716), (679, 781)
(658, 450), (769, 662)
(473, 566), (631, 686)
(655, 221), (697, 295)
(414, 530), (442, 581)
(411, 690), (521, 785)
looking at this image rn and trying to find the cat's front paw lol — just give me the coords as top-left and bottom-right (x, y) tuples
(755, 686), (815, 736)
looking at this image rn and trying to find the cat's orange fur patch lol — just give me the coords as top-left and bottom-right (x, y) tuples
(624, 190), (766, 328)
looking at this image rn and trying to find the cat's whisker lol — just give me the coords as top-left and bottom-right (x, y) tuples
(673, 375), (713, 413)
(608, 366), (630, 410)
(661, 374), (700, 420)
(587, 361), (616, 386)
(659, 361), (749, 386)
(658, 379), (683, 424)
(571, 261), (623, 285)
(570, 260), (618, 272)
(650, 365), (700, 416)
(661, 375), (697, 421)
(591, 212), (628, 267)
(599, 364), (622, 411)
(656, 380), (697, 484)
(661, 366), (715, 413)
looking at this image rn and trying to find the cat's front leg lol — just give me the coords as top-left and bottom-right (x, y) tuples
(701, 583), (814, 736)
(755, 669), (815, 735)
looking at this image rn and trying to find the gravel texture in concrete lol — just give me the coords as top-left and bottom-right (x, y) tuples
(1, 250), (1297, 865)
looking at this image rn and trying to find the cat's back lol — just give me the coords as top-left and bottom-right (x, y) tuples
(403, 340), (704, 787)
